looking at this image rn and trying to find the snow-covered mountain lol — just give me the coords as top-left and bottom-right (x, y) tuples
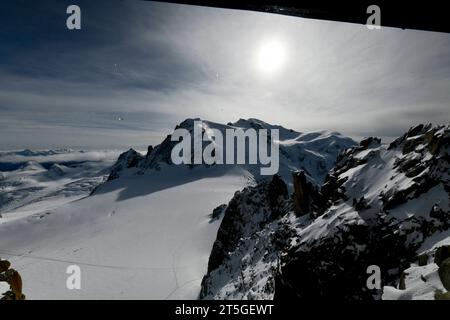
(0, 150), (118, 221)
(200, 123), (450, 300)
(0, 118), (354, 299)
(8, 119), (447, 300)
(106, 118), (355, 186)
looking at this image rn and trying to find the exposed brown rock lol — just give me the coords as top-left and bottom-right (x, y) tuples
(0, 258), (25, 300)
(435, 289), (450, 300)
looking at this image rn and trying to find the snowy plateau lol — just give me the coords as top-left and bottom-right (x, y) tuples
(0, 119), (449, 301)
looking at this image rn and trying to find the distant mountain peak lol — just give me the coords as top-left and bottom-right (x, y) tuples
(105, 118), (356, 185)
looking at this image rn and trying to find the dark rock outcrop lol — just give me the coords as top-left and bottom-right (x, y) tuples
(434, 245), (450, 266)
(200, 175), (291, 299)
(203, 175), (289, 276)
(438, 258), (450, 291)
(274, 216), (417, 300)
(208, 204), (227, 223)
(0, 258), (25, 300)
(107, 148), (144, 181)
(292, 171), (322, 217)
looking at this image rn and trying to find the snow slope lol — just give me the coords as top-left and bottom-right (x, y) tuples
(0, 165), (248, 299)
(0, 150), (118, 221)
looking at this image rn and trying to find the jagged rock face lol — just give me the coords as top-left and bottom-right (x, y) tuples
(292, 170), (323, 217)
(438, 258), (450, 291)
(107, 119), (203, 180)
(201, 123), (450, 300)
(384, 124), (450, 210)
(146, 145), (154, 156)
(107, 119), (201, 181)
(275, 124), (450, 300)
(200, 175), (293, 300)
(319, 123), (449, 220)
(275, 215), (420, 300)
(319, 135), (382, 208)
(107, 148), (145, 181)
(205, 175), (288, 273)
(435, 245), (450, 266)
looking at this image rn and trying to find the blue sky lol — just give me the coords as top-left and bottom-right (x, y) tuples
(1, 0), (450, 150)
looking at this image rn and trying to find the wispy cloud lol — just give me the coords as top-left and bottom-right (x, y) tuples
(0, 149), (122, 164)
(1, 0), (449, 150)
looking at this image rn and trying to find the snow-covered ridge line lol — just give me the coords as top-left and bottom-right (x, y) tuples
(104, 118), (355, 187)
(200, 123), (450, 300)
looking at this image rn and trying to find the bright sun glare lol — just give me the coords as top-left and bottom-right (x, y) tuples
(256, 39), (287, 75)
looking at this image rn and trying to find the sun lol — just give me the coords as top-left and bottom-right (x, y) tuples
(256, 39), (287, 75)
